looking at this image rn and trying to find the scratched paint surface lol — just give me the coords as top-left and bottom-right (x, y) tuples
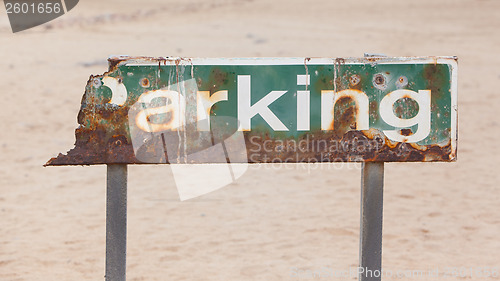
(46, 56), (458, 165)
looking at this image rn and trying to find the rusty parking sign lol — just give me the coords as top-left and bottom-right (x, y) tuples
(45, 55), (458, 281)
(46, 56), (457, 165)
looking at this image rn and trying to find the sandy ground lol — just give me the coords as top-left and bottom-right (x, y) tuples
(1, 0), (499, 280)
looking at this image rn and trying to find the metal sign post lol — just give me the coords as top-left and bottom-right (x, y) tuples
(359, 162), (384, 281)
(105, 164), (128, 281)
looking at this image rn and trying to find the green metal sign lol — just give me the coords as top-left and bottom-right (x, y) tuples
(46, 56), (457, 165)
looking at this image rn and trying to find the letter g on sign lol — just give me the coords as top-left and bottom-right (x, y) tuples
(379, 89), (431, 143)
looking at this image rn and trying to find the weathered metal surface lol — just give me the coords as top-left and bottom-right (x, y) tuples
(45, 56), (458, 165)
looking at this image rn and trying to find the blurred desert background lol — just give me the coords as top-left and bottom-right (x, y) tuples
(1, 0), (499, 280)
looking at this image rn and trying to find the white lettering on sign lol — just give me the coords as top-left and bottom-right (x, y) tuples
(237, 75), (288, 131)
(379, 89), (431, 142)
(130, 76), (432, 143)
(321, 89), (370, 131)
(135, 89), (185, 132)
(197, 90), (228, 131)
(102, 77), (127, 106)
(297, 75), (310, 131)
